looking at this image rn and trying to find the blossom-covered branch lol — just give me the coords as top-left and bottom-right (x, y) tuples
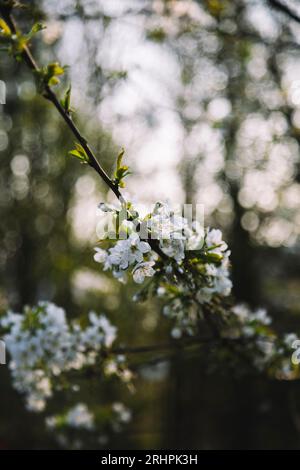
(1, 0), (300, 443)
(0, 302), (132, 411)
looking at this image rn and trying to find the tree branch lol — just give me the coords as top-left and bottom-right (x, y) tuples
(0, 3), (123, 201)
(0, 3), (176, 264)
(110, 335), (218, 355)
(267, 0), (300, 24)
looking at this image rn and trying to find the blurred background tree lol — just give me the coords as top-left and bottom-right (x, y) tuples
(2, 0), (300, 449)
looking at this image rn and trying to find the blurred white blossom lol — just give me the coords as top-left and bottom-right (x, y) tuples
(0, 302), (118, 411)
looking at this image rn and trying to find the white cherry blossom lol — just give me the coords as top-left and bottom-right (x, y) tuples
(133, 261), (156, 284)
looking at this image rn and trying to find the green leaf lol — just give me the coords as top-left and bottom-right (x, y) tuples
(146, 27), (166, 42)
(207, 0), (226, 16)
(113, 148), (131, 188)
(68, 142), (90, 164)
(107, 70), (128, 81)
(102, 14), (112, 27)
(26, 22), (46, 40)
(1, 21), (45, 60)
(47, 62), (65, 76)
(48, 76), (59, 86)
(205, 252), (223, 263)
(0, 18), (11, 36)
(9, 34), (28, 58)
(61, 85), (72, 113)
(40, 62), (66, 87)
(30, 22), (45, 35)
(116, 148), (125, 170)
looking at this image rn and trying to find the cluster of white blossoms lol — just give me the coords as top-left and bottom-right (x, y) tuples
(232, 304), (272, 335)
(230, 304), (275, 369)
(94, 201), (234, 337)
(89, 199), (300, 371)
(94, 202), (232, 296)
(146, 202), (201, 261)
(45, 401), (132, 449)
(111, 402), (132, 432)
(94, 232), (155, 284)
(228, 304), (300, 376)
(104, 355), (134, 385)
(2, 194), (298, 426)
(46, 403), (95, 431)
(196, 228), (232, 302)
(95, 201), (203, 282)
(0, 302), (119, 411)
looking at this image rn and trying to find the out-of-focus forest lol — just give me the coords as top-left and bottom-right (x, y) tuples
(2, 0), (300, 449)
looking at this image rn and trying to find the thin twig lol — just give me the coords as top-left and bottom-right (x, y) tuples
(267, 0), (300, 24)
(110, 335), (217, 355)
(0, 3), (122, 201)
